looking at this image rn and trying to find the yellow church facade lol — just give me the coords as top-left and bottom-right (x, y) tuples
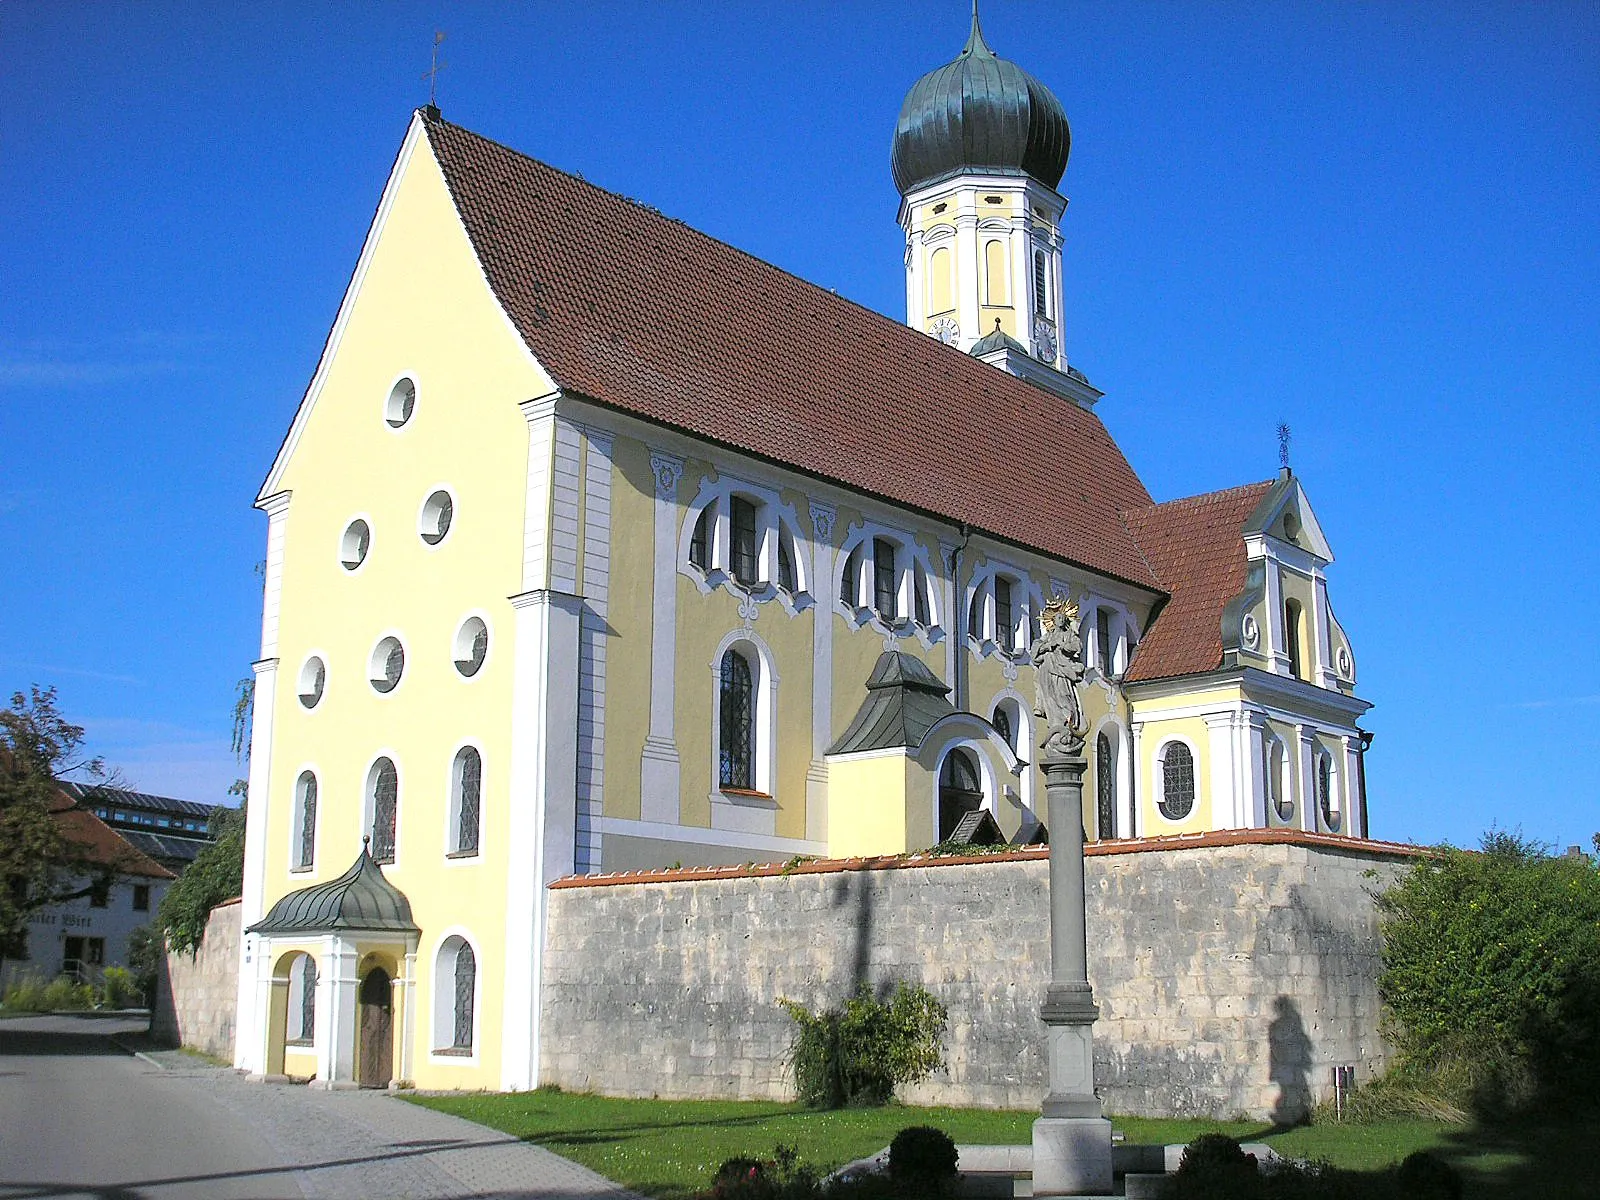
(233, 18), (1372, 1093)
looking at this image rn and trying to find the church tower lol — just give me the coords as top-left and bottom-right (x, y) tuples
(893, 8), (1098, 406)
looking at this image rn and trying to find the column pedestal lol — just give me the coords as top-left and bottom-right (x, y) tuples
(1032, 753), (1113, 1196)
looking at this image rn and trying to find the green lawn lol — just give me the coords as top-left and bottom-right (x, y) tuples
(408, 1090), (1591, 1199)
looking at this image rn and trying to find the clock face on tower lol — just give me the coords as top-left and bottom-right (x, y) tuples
(1032, 316), (1058, 363)
(930, 316), (961, 346)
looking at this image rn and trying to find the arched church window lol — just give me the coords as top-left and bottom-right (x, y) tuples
(1096, 607), (1117, 677)
(452, 747), (481, 856)
(992, 705), (1013, 752)
(719, 649), (755, 790)
(419, 489), (454, 547)
(1285, 599), (1305, 681)
(994, 576), (1015, 652)
(984, 239), (1008, 305)
(294, 770), (317, 870)
(840, 545), (861, 607)
(453, 942), (476, 1050)
(454, 616), (489, 678)
(340, 519), (370, 572)
(1266, 736), (1292, 821)
(288, 954), (316, 1044)
(298, 655), (326, 709)
(1096, 733), (1115, 840)
(370, 636), (405, 695)
(689, 506), (710, 570)
(938, 748), (984, 841)
(370, 758), (398, 863)
(873, 538), (898, 619)
(1159, 742), (1195, 821)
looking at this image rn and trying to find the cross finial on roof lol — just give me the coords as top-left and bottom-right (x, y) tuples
(1276, 421), (1292, 473)
(423, 31), (448, 111)
(964, 0), (993, 56)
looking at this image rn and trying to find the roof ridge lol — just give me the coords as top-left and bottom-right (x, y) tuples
(1124, 478), (1276, 517)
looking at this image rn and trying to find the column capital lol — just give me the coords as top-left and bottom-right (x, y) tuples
(810, 501), (836, 542)
(648, 449), (685, 500)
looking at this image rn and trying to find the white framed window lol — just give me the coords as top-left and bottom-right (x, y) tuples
(1155, 738), (1197, 823)
(364, 755), (400, 864)
(1265, 735), (1293, 822)
(837, 524), (940, 635)
(297, 655), (326, 710)
(339, 518), (371, 572)
(934, 742), (996, 842)
(1316, 747), (1341, 831)
(432, 933), (478, 1057)
(291, 769), (318, 871)
(682, 479), (808, 605)
(418, 488), (454, 547)
(384, 375), (417, 429)
(453, 614), (489, 679)
(967, 565), (1039, 656)
(448, 745), (482, 858)
(287, 953), (316, 1045)
(709, 630), (778, 798)
(368, 635), (405, 695)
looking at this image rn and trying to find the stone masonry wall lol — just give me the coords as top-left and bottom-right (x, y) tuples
(151, 897), (240, 1060)
(540, 833), (1414, 1120)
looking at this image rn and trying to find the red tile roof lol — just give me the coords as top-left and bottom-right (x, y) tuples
(1120, 481), (1275, 683)
(423, 116), (1159, 589)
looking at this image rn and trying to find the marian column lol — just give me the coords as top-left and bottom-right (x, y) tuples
(1029, 596), (1114, 1195)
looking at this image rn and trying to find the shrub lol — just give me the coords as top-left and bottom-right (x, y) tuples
(1, 972), (50, 1011)
(779, 982), (947, 1108)
(1393, 1152), (1462, 1200)
(125, 923), (160, 1005)
(705, 1145), (819, 1200)
(158, 804), (244, 954)
(41, 975), (95, 1010)
(1374, 831), (1600, 1110)
(887, 1126), (958, 1192)
(100, 966), (139, 1008)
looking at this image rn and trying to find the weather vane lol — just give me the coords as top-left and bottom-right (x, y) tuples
(423, 31), (448, 109)
(1277, 421), (1292, 471)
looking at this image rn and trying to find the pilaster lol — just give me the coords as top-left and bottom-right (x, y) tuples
(1313, 571), (1338, 689)
(1244, 710), (1270, 828)
(1342, 734), (1363, 837)
(641, 449), (684, 823)
(321, 936), (359, 1085)
(806, 502), (837, 845)
(1128, 721), (1144, 839)
(1204, 712), (1239, 829)
(1295, 723), (1317, 833)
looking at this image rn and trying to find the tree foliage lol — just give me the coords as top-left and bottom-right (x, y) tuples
(157, 804), (245, 955)
(0, 687), (113, 963)
(1375, 830), (1600, 1106)
(779, 982), (947, 1108)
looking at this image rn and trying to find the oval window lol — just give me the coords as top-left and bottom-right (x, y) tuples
(454, 616), (488, 678)
(298, 656), (326, 709)
(340, 519), (371, 571)
(420, 490), (454, 546)
(370, 636), (405, 694)
(386, 377), (416, 428)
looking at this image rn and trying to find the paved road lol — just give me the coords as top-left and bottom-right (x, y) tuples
(0, 1015), (640, 1200)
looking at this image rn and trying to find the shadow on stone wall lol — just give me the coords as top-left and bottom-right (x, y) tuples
(1268, 994), (1312, 1124)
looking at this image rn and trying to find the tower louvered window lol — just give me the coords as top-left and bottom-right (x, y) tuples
(719, 649), (755, 790)
(1159, 743), (1195, 821)
(453, 943), (476, 1050)
(371, 758), (398, 863)
(1033, 251), (1048, 316)
(455, 748), (481, 855)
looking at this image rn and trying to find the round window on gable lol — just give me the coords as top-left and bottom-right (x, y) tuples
(370, 636), (405, 694)
(454, 616), (489, 678)
(386, 377), (417, 428)
(340, 519), (371, 571)
(420, 490), (454, 546)
(298, 655), (326, 710)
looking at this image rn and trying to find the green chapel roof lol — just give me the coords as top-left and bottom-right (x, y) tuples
(827, 651), (958, 756)
(247, 844), (419, 937)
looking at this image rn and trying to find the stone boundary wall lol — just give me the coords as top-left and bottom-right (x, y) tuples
(151, 897), (240, 1060)
(541, 832), (1418, 1120)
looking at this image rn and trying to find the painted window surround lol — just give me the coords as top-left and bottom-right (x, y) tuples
(678, 474), (811, 613)
(965, 557), (1045, 660)
(836, 520), (944, 643)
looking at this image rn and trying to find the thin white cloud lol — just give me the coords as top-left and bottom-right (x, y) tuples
(1504, 694), (1600, 711)
(0, 331), (224, 389)
(4, 662), (144, 687)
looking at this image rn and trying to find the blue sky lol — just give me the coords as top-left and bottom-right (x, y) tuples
(2, 2), (1595, 850)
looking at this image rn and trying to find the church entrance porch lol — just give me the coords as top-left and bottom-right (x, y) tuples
(358, 965), (394, 1088)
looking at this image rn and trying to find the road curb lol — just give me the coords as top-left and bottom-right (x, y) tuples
(108, 1034), (168, 1070)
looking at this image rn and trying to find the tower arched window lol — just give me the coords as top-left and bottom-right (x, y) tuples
(1158, 742), (1195, 821)
(1284, 599), (1305, 681)
(293, 770), (317, 871)
(718, 649), (755, 791)
(369, 758), (398, 863)
(1096, 732), (1115, 840)
(451, 747), (481, 857)
(929, 245), (954, 315)
(1317, 750), (1339, 830)
(938, 748), (984, 841)
(984, 239), (1008, 305)
(1266, 736), (1292, 821)
(1033, 250), (1048, 317)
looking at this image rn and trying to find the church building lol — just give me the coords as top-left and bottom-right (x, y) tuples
(234, 12), (1372, 1092)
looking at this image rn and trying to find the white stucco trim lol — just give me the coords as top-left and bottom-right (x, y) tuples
(641, 449), (684, 824)
(576, 426), (614, 875)
(708, 628), (780, 815)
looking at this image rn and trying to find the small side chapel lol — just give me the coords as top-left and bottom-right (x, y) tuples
(234, 11), (1373, 1092)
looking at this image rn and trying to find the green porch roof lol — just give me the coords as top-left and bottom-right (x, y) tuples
(247, 844), (419, 937)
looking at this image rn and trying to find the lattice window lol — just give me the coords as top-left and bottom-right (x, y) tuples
(730, 496), (759, 585)
(371, 759), (398, 863)
(719, 649), (755, 790)
(455, 748), (481, 855)
(1096, 732), (1115, 839)
(1159, 742), (1195, 821)
(296, 771), (317, 869)
(298, 957), (316, 1042)
(452, 943), (476, 1050)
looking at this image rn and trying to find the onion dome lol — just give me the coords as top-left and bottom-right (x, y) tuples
(892, 6), (1070, 196)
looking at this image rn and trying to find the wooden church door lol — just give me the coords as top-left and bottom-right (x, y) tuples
(358, 967), (393, 1089)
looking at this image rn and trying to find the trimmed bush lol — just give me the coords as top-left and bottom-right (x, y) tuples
(887, 1126), (958, 1192)
(1394, 1152), (1462, 1200)
(779, 982), (947, 1108)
